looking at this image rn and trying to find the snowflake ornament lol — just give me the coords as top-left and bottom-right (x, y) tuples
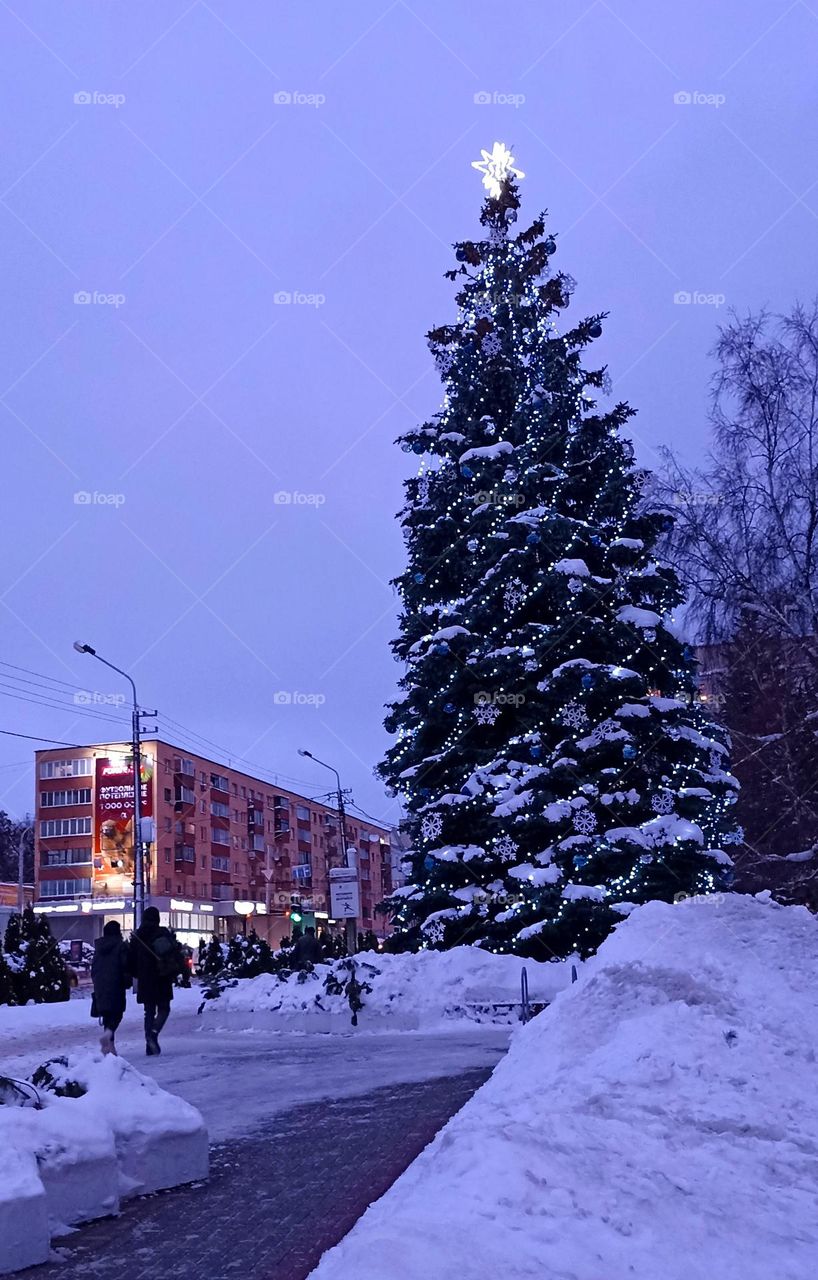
(723, 826), (745, 846)
(494, 834), (519, 860)
(434, 349), (455, 375)
(589, 718), (620, 746)
(467, 538), (478, 552)
(474, 701), (501, 725)
(422, 917), (448, 944)
(709, 750), (722, 774)
(471, 143), (525, 198)
(573, 807), (598, 835)
(416, 474), (431, 503)
(567, 577), (583, 595)
(561, 702), (589, 730)
(473, 297), (492, 320)
(482, 331), (502, 357)
(503, 578), (525, 611)
(651, 791), (674, 815)
(421, 813), (443, 843)
(643, 628), (657, 643)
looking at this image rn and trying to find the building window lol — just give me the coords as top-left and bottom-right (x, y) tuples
(296, 805), (310, 822)
(41, 848), (92, 866)
(40, 817), (92, 838)
(252, 834), (265, 852)
(175, 785), (194, 804)
(211, 828), (230, 846)
(40, 788), (92, 807)
(211, 855), (229, 872)
(40, 877), (92, 897)
(211, 801), (230, 819)
(164, 848), (171, 864)
(164, 877), (171, 891)
(210, 773), (229, 792)
(201, 855), (206, 868)
(39, 758), (92, 779)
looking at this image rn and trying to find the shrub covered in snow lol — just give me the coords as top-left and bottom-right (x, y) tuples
(204, 945), (577, 1030)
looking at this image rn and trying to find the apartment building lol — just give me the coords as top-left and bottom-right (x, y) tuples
(33, 740), (392, 948)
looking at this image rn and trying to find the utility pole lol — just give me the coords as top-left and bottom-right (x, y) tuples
(74, 642), (153, 927)
(17, 822), (33, 913)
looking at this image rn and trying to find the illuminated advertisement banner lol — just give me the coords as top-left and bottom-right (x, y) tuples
(93, 754), (153, 897)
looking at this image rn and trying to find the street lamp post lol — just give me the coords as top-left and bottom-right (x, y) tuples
(297, 748), (356, 953)
(74, 642), (147, 926)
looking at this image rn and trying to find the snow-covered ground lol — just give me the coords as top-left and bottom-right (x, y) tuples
(205, 946), (576, 1029)
(311, 894), (818, 1280)
(0, 985), (508, 1143)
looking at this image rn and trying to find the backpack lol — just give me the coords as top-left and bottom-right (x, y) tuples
(151, 931), (184, 980)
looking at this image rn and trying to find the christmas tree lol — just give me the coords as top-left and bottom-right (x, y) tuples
(4, 907), (70, 1003)
(379, 142), (739, 959)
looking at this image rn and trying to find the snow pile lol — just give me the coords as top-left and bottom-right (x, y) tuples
(310, 894), (818, 1280)
(0, 1053), (208, 1272)
(204, 946), (577, 1031)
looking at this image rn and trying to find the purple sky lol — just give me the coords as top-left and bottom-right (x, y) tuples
(2, 0), (817, 824)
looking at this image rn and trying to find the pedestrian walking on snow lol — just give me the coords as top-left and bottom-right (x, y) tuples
(128, 906), (183, 1056)
(91, 920), (130, 1055)
(292, 925), (323, 969)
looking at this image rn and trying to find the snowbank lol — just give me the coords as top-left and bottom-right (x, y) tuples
(0, 1053), (208, 1274)
(204, 946), (577, 1032)
(310, 894), (818, 1280)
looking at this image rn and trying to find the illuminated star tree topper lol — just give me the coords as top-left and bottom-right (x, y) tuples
(471, 141), (525, 198)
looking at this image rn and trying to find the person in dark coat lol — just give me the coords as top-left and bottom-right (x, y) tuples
(91, 920), (130, 1055)
(292, 925), (323, 969)
(128, 906), (179, 1056)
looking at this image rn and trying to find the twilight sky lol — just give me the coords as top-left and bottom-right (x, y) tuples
(1, 0), (817, 824)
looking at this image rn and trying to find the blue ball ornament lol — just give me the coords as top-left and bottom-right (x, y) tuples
(623, 744), (637, 760)
(572, 854), (588, 869)
(412, 441), (425, 455)
(443, 702), (456, 714)
(526, 532), (540, 546)
(581, 673), (594, 689)
(414, 572), (425, 584)
(461, 465), (474, 478)
(588, 321), (603, 338)
(544, 236), (557, 254)
(530, 745), (541, 759)
(424, 854), (437, 870)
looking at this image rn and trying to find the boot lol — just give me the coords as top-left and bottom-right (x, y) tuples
(100, 1028), (115, 1055)
(145, 1030), (161, 1056)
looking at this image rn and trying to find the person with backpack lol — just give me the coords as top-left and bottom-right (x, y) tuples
(128, 905), (182, 1055)
(91, 920), (131, 1055)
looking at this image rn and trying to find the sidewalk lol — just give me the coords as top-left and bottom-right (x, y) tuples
(25, 1068), (493, 1280)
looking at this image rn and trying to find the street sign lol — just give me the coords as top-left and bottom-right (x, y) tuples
(260, 868), (275, 882)
(329, 867), (360, 918)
